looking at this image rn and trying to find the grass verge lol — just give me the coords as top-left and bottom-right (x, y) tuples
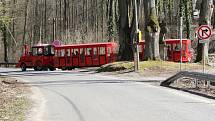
(97, 60), (210, 73)
(0, 77), (29, 121)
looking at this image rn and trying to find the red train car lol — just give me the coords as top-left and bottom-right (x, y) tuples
(164, 39), (194, 62)
(17, 42), (118, 71)
(53, 42), (118, 70)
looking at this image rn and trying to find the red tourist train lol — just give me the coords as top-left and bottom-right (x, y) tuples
(17, 42), (118, 71)
(16, 39), (193, 71)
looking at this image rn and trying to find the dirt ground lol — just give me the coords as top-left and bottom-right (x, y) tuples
(0, 76), (30, 121)
(170, 78), (215, 99)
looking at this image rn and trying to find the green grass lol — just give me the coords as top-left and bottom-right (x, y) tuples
(97, 60), (208, 73)
(97, 61), (133, 72)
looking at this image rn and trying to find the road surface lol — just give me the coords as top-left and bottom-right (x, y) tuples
(1, 68), (215, 121)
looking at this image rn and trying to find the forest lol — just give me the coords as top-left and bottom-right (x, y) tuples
(0, 0), (214, 63)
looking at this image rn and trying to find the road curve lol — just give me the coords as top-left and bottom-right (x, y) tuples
(1, 68), (215, 121)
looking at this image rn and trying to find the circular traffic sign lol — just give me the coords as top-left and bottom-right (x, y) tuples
(52, 40), (61, 47)
(197, 25), (212, 40)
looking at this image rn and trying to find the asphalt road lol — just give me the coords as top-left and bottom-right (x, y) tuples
(1, 68), (215, 121)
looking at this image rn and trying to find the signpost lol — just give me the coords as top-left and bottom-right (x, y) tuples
(197, 25), (212, 73)
(52, 40), (61, 47)
(197, 25), (212, 43)
(134, 0), (139, 72)
(180, 17), (183, 71)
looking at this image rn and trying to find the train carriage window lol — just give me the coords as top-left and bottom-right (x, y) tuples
(80, 48), (85, 63)
(50, 46), (55, 55)
(44, 47), (49, 55)
(44, 45), (55, 56)
(66, 49), (70, 57)
(93, 48), (97, 59)
(55, 50), (58, 56)
(173, 44), (180, 51)
(173, 44), (186, 51)
(183, 44), (186, 50)
(60, 49), (65, 57)
(80, 48), (85, 55)
(73, 48), (79, 56)
(99, 47), (105, 55)
(86, 48), (92, 56)
(107, 47), (111, 56)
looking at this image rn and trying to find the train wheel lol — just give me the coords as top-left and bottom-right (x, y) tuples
(43, 67), (48, 71)
(21, 63), (26, 72)
(68, 67), (75, 70)
(62, 67), (67, 70)
(34, 67), (38, 71)
(48, 66), (56, 71)
(34, 61), (43, 71)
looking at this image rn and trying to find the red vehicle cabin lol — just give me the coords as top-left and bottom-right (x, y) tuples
(17, 44), (55, 71)
(53, 42), (118, 69)
(164, 39), (193, 62)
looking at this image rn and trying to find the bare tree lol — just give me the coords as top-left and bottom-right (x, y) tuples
(195, 0), (214, 62)
(22, 0), (29, 46)
(144, 0), (160, 60)
(118, 0), (133, 60)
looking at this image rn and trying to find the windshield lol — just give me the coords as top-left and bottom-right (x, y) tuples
(32, 45), (54, 56)
(32, 47), (44, 56)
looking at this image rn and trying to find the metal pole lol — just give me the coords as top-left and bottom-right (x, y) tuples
(180, 16), (183, 71)
(39, 21), (42, 44)
(134, 0), (139, 71)
(53, 18), (56, 41)
(203, 43), (205, 73)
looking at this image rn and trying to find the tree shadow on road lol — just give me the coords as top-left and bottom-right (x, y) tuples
(25, 79), (134, 87)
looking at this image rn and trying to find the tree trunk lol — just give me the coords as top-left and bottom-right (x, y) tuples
(44, 0), (47, 41)
(12, 0), (16, 59)
(22, 0), (29, 46)
(64, 0), (67, 32)
(60, 0), (62, 39)
(144, 0), (161, 60)
(0, 0), (8, 63)
(213, 1), (215, 28)
(2, 25), (8, 63)
(195, 0), (214, 63)
(101, 0), (104, 39)
(118, 0), (133, 61)
(184, 0), (191, 39)
(107, 0), (114, 41)
(86, 0), (88, 34)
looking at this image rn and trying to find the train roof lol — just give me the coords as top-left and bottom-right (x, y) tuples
(32, 44), (51, 48)
(56, 42), (117, 48)
(31, 42), (117, 48)
(164, 39), (191, 42)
